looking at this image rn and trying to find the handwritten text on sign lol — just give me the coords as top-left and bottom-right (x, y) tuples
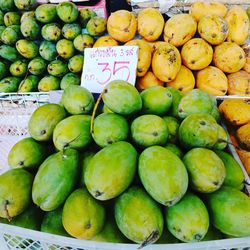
(81, 46), (138, 93)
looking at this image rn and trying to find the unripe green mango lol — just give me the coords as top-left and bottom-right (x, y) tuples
(114, 186), (163, 245)
(41, 23), (61, 42)
(183, 148), (225, 193)
(39, 40), (57, 61)
(47, 59), (68, 77)
(14, 0), (36, 11)
(4, 12), (21, 26)
(9, 59), (27, 77)
(62, 188), (105, 239)
(0, 169), (33, 219)
(167, 87), (184, 118)
(35, 4), (57, 23)
(73, 34), (94, 52)
(28, 103), (66, 141)
(86, 16), (106, 36)
(0, 76), (21, 92)
(60, 72), (80, 90)
(0, 0), (15, 12)
(85, 141), (137, 200)
(139, 146), (188, 206)
(79, 8), (97, 27)
(56, 39), (75, 59)
(38, 75), (60, 92)
(56, 2), (79, 23)
(1, 25), (21, 45)
(62, 23), (81, 40)
(0, 44), (20, 62)
(205, 186), (250, 237)
(18, 75), (39, 92)
(16, 39), (39, 59)
(32, 149), (79, 211)
(20, 11), (35, 23)
(102, 80), (142, 115)
(166, 192), (209, 242)
(68, 54), (84, 73)
(20, 17), (40, 40)
(28, 57), (47, 75)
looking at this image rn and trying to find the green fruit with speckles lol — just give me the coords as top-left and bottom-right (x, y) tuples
(79, 8), (97, 27)
(0, 169), (33, 219)
(0, 44), (20, 62)
(1, 25), (21, 45)
(60, 72), (80, 90)
(0, 0), (15, 12)
(114, 186), (163, 245)
(28, 57), (47, 75)
(62, 23), (81, 40)
(68, 54), (84, 73)
(102, 80), (142, 115)
(0, 76), (21, 92)
(167, 87), (184, 118)
(73, 34), (94, 52)
(28, 103), (66, 141)
(14, 0), (36, 10)
(164, 143), (183, 158)
(92, 113), (129, 147)
(38, 75), (60, 92)
(39, 40), (57, 61)
(20, 17), (40, 40)
(35, 4), (57, 23)
(9, 59), (28, 77)
(183, 148), (225, 193)
(4, 12), (21, 26)
(56, 39), (74, 59)
(61, 85), (94, 115)
(140, 86), (172, 115)
(62, 188), (105, 239)
(41, 23), (61, 42)
(131, 115), (168, 148)
(162, 116), (180, 143)
(213, 124), (228, 150)
(47, 60), (68, 77)
(20, 11), (35, 23)
(85, 141), (137, 201)
(16, 39), (38, 59)
(139, 146), (188, 206)
(166, 192), (209, 242)
(18, 75), (39, 92)
(56, 2), (79, 23)
(86, 16), (107, 36)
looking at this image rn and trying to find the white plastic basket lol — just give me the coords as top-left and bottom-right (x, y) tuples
(0, 92), (250, 250)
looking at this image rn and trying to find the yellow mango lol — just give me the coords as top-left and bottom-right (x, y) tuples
(198, 14), (228, 45)
(125, 39), (152, 77)
(181, 38), (213, 70)
(227, 70), (250, 96)
(196, 66), (228, 96)
(164, 14), (197, 47)
(190, 2), (228, 22)
(225, 6), (249, 45)
(107, 10), (137, 43)
(243, 45), (250, 74)
(167, 65), (195, 93)
(136, 71), (164, 91)
(213, 42), (246, 73)
(237, 150), (250, 175)
(152, 43), (181, 82)
(93, 36), (119, 47)
(237, 123), (250, 151)
(138, 8), (164, 42)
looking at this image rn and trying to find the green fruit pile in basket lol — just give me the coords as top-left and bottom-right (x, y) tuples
(0, 83), (249, 247)
(0, 0), (107, 93)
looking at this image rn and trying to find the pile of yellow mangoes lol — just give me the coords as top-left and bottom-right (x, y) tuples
(94, 2), (250, 96)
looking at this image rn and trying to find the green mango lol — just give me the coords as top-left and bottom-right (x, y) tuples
(32, 149), (79, 211)
(114, 186), (163, 245)
(167, 87), (184, 118)
(62, 188), (105, 239)
(183, 148), (225, 193)
(0, 44), (20, 61)
(202, 225), (222, 241)
(4, 12), (21, 26)
(214, 150), (245, 190)
(20, 11), (35, 23)
(14, 0), (36, 10)
(35, 4), (57, 23)
(38, 75), (60, 92)
(178, 89), (214, 119)
(62, 23), (81, 40)
(210, 106), (220, 122)
(139, 146), (188, 206)
(140, 86), (172, 115)
(85, 141), (137, 200)
(56, 39), (74, 59)
(178, 113), (218, 149)
(61, 85), (94, 115)
(92, 113), (129, 147)
(205, 186), (250, 237)
(1, 25), (21, 45)
(213, 124), (228, 150)
(60, 72), (80, 90)
(0, 61), (8, 80)
(86, 16), (106, 36)
(166, 192), (209, 242)
(20, 17), (40, 40)
(18, 75), (39, 92)
(56, 2), (79, 23)
(16, 39), (38, 59)
(79, 8), (97, 27)
(0, 0), (15, 12)
(53, 115), (92, 151)
(68, 54), (84, 73)
(162, 116), (180, 143)
(39, 40), (57, 61)
(131, 115), (168, 148)
(0, 169), (33, 219)
(41, 207), (69, 237)
(41, 23), (61, 42)
(28, 57), (47, 75)
(102, 80), (142, 115)
(73, 34), (94, 52)
(47, 59), (68, 77)
(0, 76), (21, 92)
(164, 143), (184, 159)
(9, 59), (28, 77)
(28, 103), (66, 141)
(8, 137), (48, 169)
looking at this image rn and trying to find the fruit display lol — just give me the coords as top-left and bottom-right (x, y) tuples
(0, 82), (250, 247)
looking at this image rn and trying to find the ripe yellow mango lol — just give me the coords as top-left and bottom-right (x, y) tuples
(93, 36), (118, 47)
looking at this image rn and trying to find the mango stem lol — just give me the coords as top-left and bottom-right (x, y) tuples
(138, 230), (159, 249)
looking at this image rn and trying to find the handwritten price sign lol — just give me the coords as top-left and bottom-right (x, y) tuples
(81, 46), (139, 93)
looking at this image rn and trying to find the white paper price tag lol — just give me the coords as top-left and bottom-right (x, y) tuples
(81, 46), (139, 93)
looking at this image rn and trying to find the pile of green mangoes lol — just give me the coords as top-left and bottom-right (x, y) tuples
(0, 0), (106, 92)
(0, 82), (250, 247)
